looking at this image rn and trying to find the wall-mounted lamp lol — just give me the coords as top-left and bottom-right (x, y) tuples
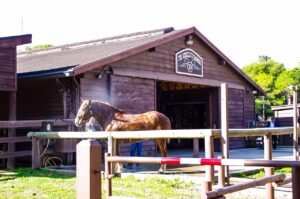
(185, 35), (194, 46)
(98, 65), (113, 79)
(252, 90), (257, 95)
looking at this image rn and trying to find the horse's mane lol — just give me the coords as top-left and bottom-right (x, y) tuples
(91, 100), (124, 114)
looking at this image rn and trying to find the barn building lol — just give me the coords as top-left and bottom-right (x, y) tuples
(17, 27), (264, 155)
(0, 34), (32, 167)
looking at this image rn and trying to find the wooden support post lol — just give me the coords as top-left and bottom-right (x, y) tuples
(264, 133), (274, 199)
(108, 133), (117, 174)
(292, 86), (299, 160)
(221, 83), (229, 184)
(218, 156), (225, 188)
(205, 135), (214, 183)
(202, 180), (212, 199)
(76, 139), (101, 199)
(193, 138), (200, 157)
(292, 166), (300, 199)
(105, 153), (112, 198)
(32, 137), (41, 169)
(7, 91), (16, 168)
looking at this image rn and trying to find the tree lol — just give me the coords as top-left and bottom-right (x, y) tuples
(274, 67), (300, 103)
(242, 56), (286, 118)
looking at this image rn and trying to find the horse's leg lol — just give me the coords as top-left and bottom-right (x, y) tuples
(115, 141), (123, 173)
(156, 139), (167, 173)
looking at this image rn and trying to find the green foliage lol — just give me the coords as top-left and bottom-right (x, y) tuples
(25, 44), (53, 51)
(242, 56), (289, 118)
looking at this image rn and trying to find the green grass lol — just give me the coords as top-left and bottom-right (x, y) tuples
(0, 168), (198, 199)
(0, 168), (76, 199)
(231, 167), (292, 179)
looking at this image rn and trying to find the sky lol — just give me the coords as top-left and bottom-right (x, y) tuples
(1, 0), (299, 69)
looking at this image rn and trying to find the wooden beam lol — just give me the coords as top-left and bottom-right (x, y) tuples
(205, 174), (285, 198)
(0, 34), (32, 47)
(28, 129), (212, 139)
(113, 68), (246, 90)
(0, 136), (31, 144)
(0, 119), (74, 129)
(27, 127), (299, 140)
(0, 150), (32, 159)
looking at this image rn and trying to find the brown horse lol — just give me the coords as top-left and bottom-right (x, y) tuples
(74, 99), (171, 173)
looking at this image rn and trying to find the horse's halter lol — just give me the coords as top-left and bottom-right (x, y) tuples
(88, 103), (94, 117)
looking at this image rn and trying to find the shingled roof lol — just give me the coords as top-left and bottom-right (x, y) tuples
(17, 27), (265, 95)
(17, 27), (175, 74)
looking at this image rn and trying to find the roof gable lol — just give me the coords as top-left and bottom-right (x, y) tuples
(17, 27), (264, 95)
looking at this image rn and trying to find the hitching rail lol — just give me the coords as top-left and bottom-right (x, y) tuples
(105, 154), (300, 199)
(27, 127), (299, 139)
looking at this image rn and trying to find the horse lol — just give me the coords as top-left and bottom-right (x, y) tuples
(74, 99), (171, 173)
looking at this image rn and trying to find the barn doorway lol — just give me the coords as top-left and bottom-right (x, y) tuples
(156, 81), (218, 150)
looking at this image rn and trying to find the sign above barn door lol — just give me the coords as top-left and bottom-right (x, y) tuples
(175, 48), (203, 77)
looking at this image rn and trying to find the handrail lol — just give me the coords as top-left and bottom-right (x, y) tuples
(27, 127), (298, 139)
(0, 119), (74, 129)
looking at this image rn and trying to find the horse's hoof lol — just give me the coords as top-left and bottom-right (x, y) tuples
(158, 169), (164, 174)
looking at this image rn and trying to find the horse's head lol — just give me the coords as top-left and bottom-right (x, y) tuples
(75, 99), (93, 127)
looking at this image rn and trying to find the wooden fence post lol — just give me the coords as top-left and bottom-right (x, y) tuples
(218, 155), (225, 188)
(105, 153), (112, 198)
(292, 166), (300, 199)
(108, 133), (117, 174)
(32, 137), (41, 169)
(221, 83), (229, 184)
(76, 139), (101, 199)
(202, 180), (212, 199)
(7, 91), (16, 169)
(205, 135), (214, 183)
(264, 133), (274, 199)
(292, 85), (299, 160)
(193, 138), (200, 157)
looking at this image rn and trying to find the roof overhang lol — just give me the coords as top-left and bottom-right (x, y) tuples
(18, 65), (75, 79)
(0, 34), (32, 47)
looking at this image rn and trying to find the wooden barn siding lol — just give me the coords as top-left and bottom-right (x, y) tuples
(111, 75), (156, 156)
(80, 73), (109, 102)
(244, 91), (255, 127)
(228, 88), (245, 149)
(111, 36), (248, 88)
(0, 47), (16, 91)
(111, 75), (155, 113)
(17, 79), (64, 120)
